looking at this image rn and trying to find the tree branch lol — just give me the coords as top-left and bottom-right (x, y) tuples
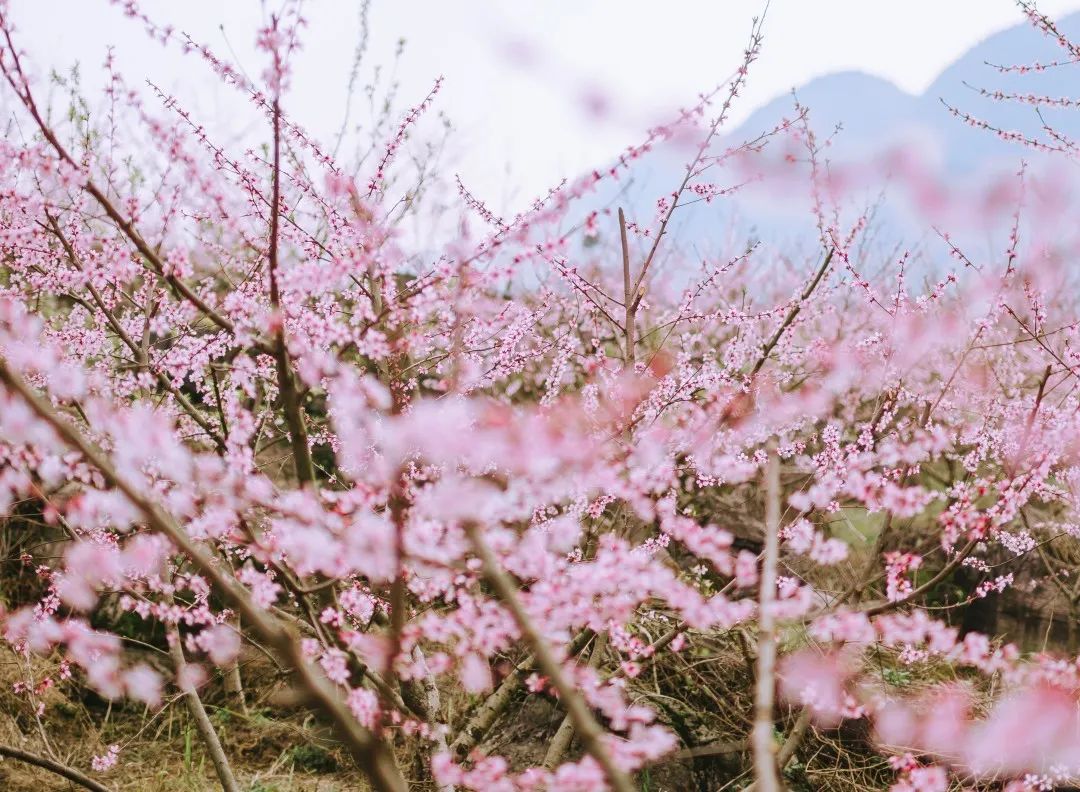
(167, 619), (241, 792)
(267, 94), (316, 487)
(749, 248), (834, 378)
(0, 744), (114, 792)
(463, 522), (634, 792)
(542, 632), (609, 771)
(751, 447), (782, 792)
(0, 359), (407, 792)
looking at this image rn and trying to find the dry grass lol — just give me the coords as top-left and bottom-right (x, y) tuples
(0, 646), (374, 792)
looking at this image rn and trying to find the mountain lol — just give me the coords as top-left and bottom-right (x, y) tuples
(582, 11), (1080, 259)
(733, 11), (1080, 174)
(736, 71), (924, 160)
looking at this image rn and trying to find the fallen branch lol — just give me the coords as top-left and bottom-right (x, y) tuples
(448, 629), (594, 759)
(744, 707), (813, 792)
(542, 633), (610, 771)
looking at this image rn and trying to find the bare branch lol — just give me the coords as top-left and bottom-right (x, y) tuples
(751, 446), (782, 792)
(463, 521), (635, 792)
(167, 618), (241, 792)
(0, 744), (114, 792)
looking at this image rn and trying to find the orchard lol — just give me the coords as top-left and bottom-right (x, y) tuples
(2, 2), (1080, 790)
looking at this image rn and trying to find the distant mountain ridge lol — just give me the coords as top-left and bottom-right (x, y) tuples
(585, 11), (1080, 254)
(732, 11), (1080, 174)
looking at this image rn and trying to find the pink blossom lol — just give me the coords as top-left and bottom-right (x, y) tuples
(91, 744), (120, 772)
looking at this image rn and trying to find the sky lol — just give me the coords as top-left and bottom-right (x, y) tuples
(9, 0), (1080, 211)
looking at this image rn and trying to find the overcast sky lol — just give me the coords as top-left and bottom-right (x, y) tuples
(9, 1), (1080, 210)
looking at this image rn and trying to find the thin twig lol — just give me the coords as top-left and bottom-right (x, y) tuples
(750, 249), (834, 378)
(619, 207), (637, 367)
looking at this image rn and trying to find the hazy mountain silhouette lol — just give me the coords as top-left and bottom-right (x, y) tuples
(733, 11), (1080, 173)
(587, 11), (1080, 256)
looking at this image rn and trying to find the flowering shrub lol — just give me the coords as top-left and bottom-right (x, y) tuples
(3, 1), (1080, 791)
